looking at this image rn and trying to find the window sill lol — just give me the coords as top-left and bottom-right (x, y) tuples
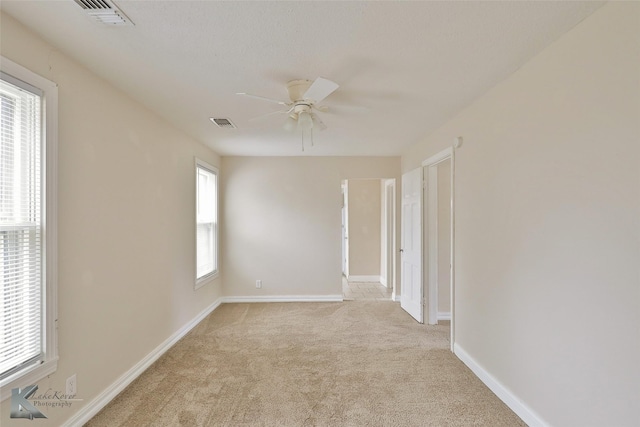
(0, 358), (58, 402)
(195, 271), (219, 290)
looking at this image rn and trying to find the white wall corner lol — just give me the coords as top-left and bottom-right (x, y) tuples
(61, 297), (224, 427)
(454, 343), (550, 427)
(380, 275), (387, 287)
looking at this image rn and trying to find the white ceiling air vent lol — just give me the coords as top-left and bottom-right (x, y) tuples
(73, 0), (133, 26)
(209, 118), (237, 129)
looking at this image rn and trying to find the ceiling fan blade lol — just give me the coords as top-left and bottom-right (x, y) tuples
(236, 92), (289, 106)
(303, 77), (339, 104)
(248, 108), (292, 122)
(319, 104), (369, 115)
(311, 113), (327, 131)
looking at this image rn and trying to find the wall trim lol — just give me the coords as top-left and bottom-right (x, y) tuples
(222, 295), (343, 303)
(62, 297), (224, 427)
(347, 275), (382, 283)
(380, 275), (387, 287)
(454, 343), (549, 427)
(437, 311), (451, 320)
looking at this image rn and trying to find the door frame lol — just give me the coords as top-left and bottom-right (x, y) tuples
(422, 147), (455, 350)
(341, 180), (349, 277)
(383, 179), (397, 300)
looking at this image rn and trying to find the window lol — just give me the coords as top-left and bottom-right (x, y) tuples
(0, 57), (57, 400)
(195, 159), (218, 287)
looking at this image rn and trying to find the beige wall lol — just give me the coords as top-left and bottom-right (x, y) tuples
(222, 157), (400, 297)
(437, 160), (451, 314)
(1, 14), (222, 426)
(402, 3), (640, 426)
(347, 179), (382, 277)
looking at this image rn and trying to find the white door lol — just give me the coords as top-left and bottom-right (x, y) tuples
(400, 168), (423, 323)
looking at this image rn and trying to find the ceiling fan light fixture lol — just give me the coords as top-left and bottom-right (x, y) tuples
(283, 115), (297, 132)
(297, 111), (313, 132)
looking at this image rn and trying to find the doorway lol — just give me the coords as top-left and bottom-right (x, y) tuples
(342, 179), (396, 301)
(422, 148), (454, 350)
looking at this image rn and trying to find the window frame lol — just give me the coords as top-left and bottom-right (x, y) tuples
(0, 57), (58, 401)
(194, 158), (219, 289)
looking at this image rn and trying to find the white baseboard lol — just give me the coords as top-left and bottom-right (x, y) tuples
(454, 343), (549, 427)
(438, 311), (451, 320)
(347, 275), (382, 283)
(62, 297), (223, 427)
(380, 276), (387, 287)
(392, 294), (401, 302)
(222, 295), (343, 303)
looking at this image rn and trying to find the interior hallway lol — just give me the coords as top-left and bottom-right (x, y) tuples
(342, 276), (393, 301)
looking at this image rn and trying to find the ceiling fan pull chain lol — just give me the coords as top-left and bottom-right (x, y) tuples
(311, 129), (314, 147)
(301, 132), (305, 152)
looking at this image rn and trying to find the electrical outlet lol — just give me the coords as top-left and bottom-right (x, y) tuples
(256, 280), (262, 289)
(66, 374), (77, 396)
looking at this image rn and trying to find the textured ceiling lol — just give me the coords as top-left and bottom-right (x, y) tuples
(1, 1), (604, 156)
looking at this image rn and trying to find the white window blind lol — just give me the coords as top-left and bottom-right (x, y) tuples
(0, 76), (44, 379)
(196, 161), (218, 283)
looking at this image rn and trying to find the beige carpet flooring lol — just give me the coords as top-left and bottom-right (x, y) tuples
(86, 301), (526, 426)
(342, 280), (392, 301)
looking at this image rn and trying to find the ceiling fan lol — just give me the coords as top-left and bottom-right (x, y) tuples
(237, 77), (342, 150)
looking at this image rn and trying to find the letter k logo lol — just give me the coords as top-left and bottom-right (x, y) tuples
(10, 385), (47, 419)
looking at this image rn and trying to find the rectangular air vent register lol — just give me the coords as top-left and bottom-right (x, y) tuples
(209, 118), (237, 129)
(73, 0), (134, 26)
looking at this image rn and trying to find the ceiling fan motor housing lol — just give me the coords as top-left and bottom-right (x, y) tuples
(293, 103), (311, 114)
(287, 79), (313, 102)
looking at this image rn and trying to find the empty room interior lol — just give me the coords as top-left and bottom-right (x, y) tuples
(0, 1), (638, 426)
